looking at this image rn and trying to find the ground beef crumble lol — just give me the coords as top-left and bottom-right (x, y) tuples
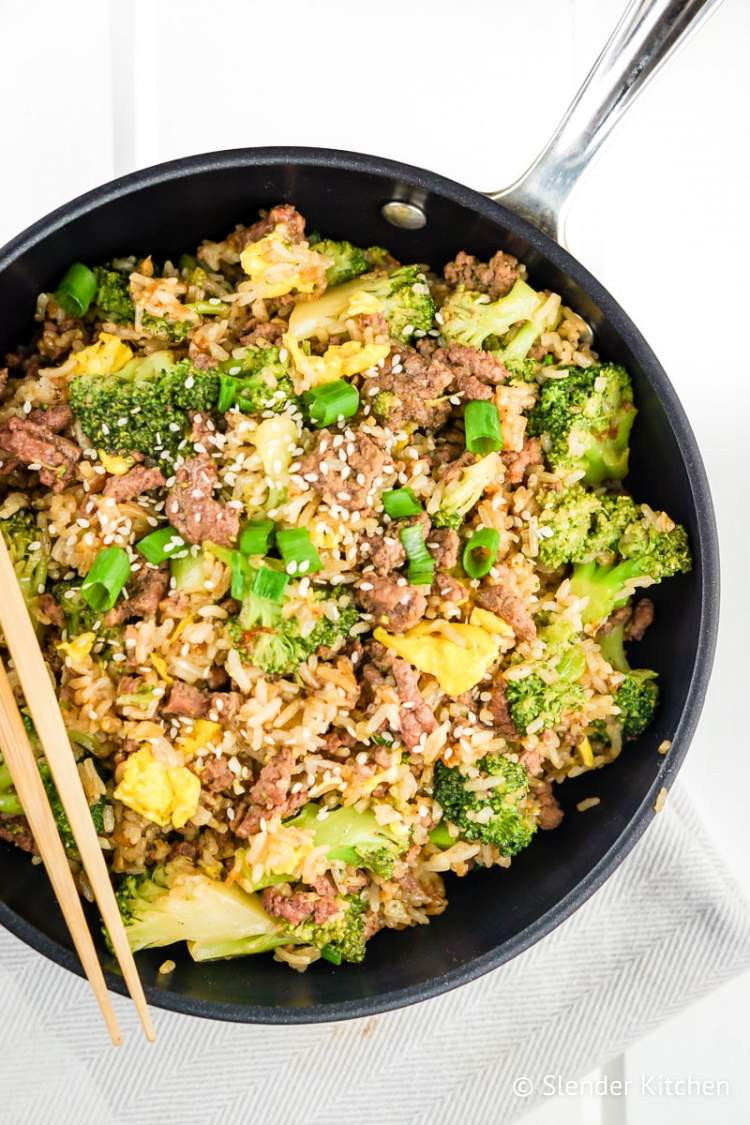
(355, 576), (427, 633)
(166, 454), (239, 546)
(299, 429), (391, 513)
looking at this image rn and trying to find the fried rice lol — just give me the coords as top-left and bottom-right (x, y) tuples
(0, 203), (689, 970)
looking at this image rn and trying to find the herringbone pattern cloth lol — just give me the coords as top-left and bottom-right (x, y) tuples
(2, 786), (749, 1125)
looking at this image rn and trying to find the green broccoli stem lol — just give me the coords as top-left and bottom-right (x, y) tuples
(570, 558), (647, 625)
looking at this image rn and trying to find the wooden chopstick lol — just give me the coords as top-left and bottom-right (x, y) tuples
(0, 661), (123, 1045)
(0, 536), (155, 1043)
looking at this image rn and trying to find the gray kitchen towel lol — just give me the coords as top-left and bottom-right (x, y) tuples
(1, 785), (749, 1125)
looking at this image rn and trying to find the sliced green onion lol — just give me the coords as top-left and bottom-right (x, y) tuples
(239, 519), (275, 557)
(251, 566), (288, 603)
(303, 380), (360, 427)
(399, 524), (434, 587)
(54, 262), (97, 318)
(187, 300), (230, 316)
(204, 541), (249, 598)
(136, 526), (188, 564)
(462, 527), (499, 579)
(276, 528), (322, 576)
(229, 553), (252, 599)
(428, 822), (455, 850)
(205, 542), (233, 567)
(218, 374), (238, 413)
(80, 547), (131, 612)
(464, 400), (503, 455)
(382, 487), (422, 518)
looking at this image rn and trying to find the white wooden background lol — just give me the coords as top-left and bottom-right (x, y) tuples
(1, 0), (748, 1120)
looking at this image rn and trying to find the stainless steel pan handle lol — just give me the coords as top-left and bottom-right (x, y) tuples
(490, 0), (725, 245)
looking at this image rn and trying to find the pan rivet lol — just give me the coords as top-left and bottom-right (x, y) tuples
(381, 201), (427, 230)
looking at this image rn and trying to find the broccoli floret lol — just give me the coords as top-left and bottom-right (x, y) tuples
(0, 508), (48, 621)
(141, 314), (192, 342)
(89, 796), (107, 835)
(365, 246), (399, 269)
(93, 265), (194, 338)
(500, 292), (561, 363)
(371, 391), (400, 423)
(535, 487), (646, 569)
(115, 860), (291, 961)
(93, 267), (135, 323)
(0, 760), (22, 815)
(116, 859), (371, 964)
(286, 265), (434, 346)
(598, 624), (659, 739)
(440, 280), (542, 350)
(570, 521), (690, 625)
(312, 239), (368, 287)
(503, 357), (545, 380)
(504, 631), (587, 735)
(49, 579), (100, 635)
(69, 354), (219, 458)
(527, 363), (636, 485)
(227, 593), (358, 677)
(290, 894), (367, 964)
(218, 346), (297, 414)
(48, 579), (123, 660)
(429, 452), (502, 529)
(535, 484), (602, 569)
(285, 802), (407, 879)
(614, 670), (659, 738)
(304, 605), (359, 652)
(587, 492), (641, 556)
(432, 754), (537, 856)
(505, 670), (585, 735)
(36, 759), (76, 852)
(366, 265), (435, 342)
(36, 758), (108, 854)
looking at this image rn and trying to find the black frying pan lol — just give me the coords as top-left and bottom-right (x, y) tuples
(0, 0), (721, 1024)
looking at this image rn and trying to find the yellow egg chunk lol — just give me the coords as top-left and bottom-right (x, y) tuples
(283, 333), (389, 389)
(577, 736), (594, 767)
(98, 450), (135, 476)
(373, 620), (501, 696)
(73, 332), (132, 376)
(177, 719), (223, 761)
(149, 653), (173, 684)
(57, 631), (96, 670)
(239, 229), (329, 298)
(469, 607), (514, 638)
(114, 746), (201, 829)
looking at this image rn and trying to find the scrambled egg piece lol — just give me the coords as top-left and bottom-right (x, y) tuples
(577, 736), (594, 767)
(283, 333), (388, 389)
(374, 620), (502, 696)
(98, 451), (135, 475)
(469, 607), (514, 638)
(57, 632), (96, 670)
(239, 227), (330, 299)
(114, 746), (201, 829)
(149, 653), (173, 684)
(74, 332), (132, 376)
(177, 719), (223, 761)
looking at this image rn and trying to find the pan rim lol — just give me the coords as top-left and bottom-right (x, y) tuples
(0, 146), (720, 1024)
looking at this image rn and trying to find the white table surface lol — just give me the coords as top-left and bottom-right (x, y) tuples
(1, 1), (748, 1121)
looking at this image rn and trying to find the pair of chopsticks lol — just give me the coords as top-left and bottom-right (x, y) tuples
(0, 536), (155, 1044)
